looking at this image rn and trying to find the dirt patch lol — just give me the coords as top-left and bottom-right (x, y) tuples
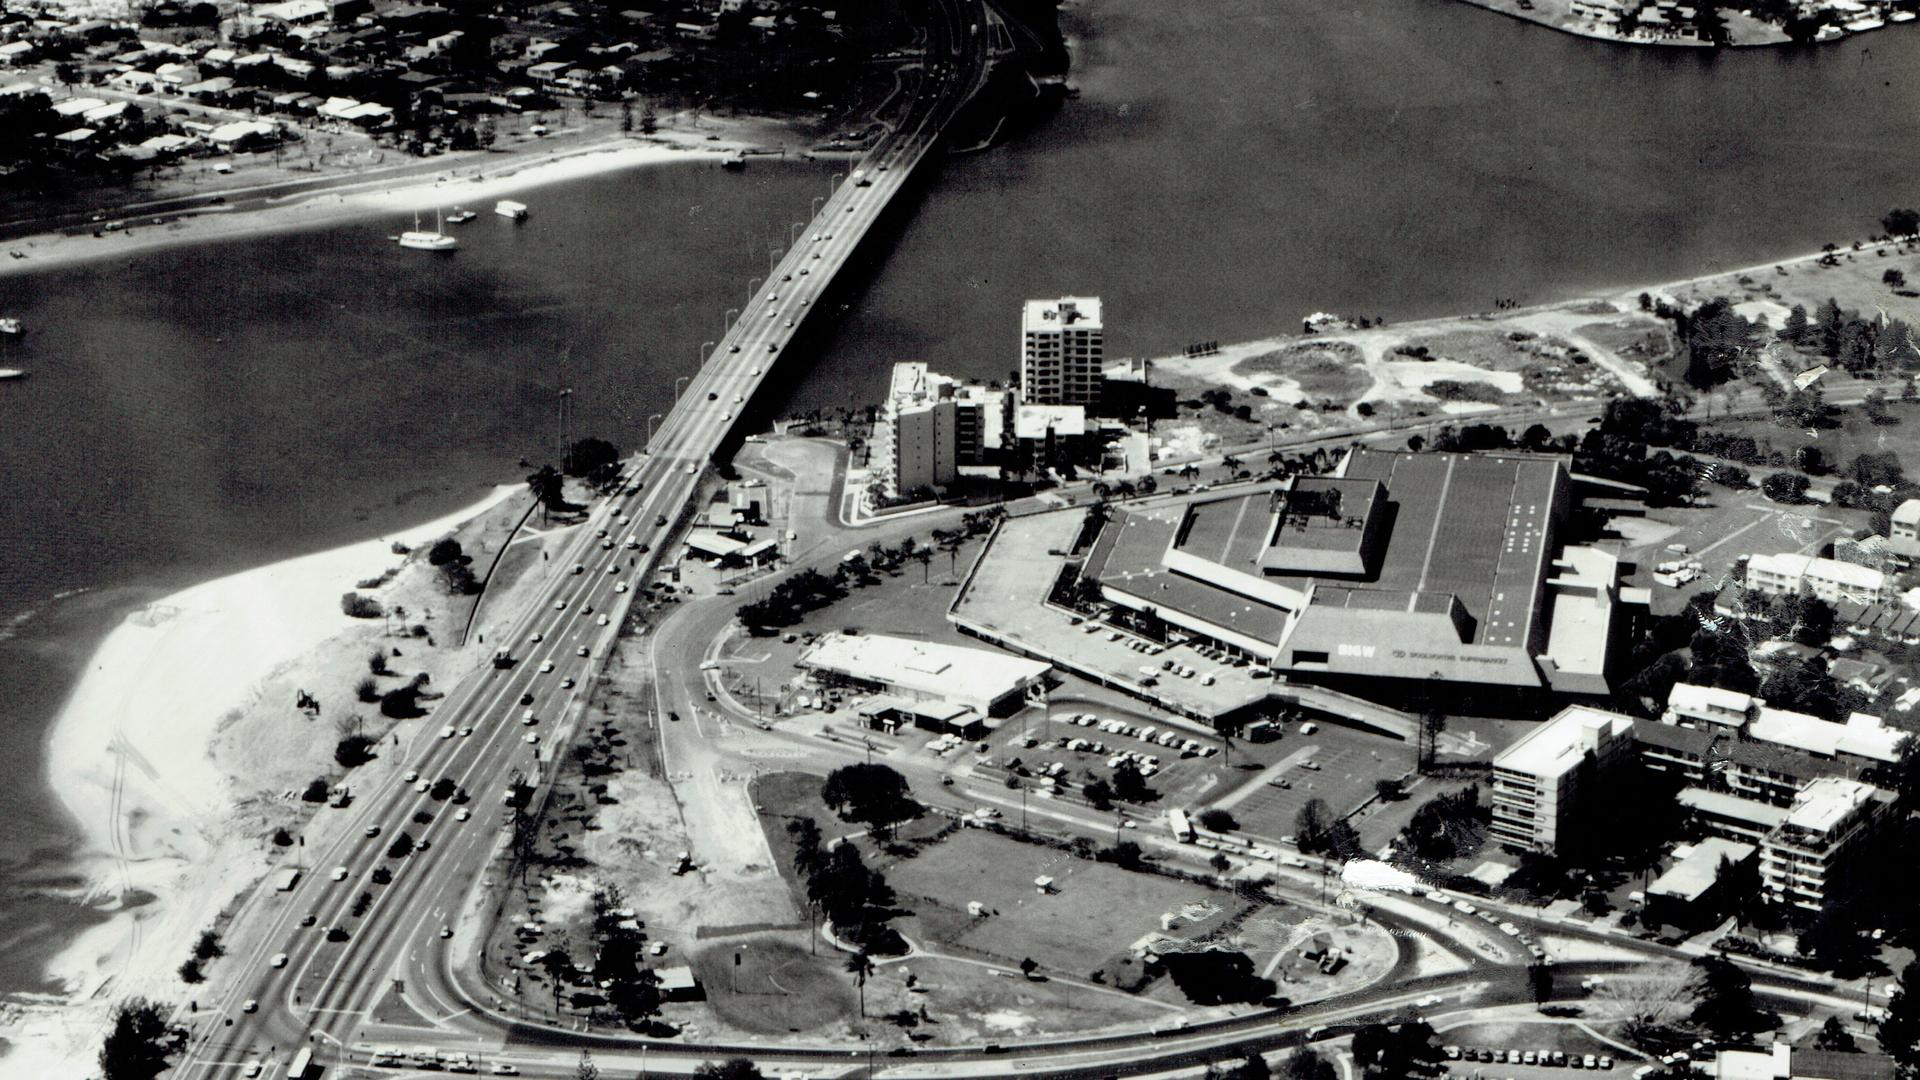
(1232, 341), (1372, 403)
(687, 937), (855, 1034)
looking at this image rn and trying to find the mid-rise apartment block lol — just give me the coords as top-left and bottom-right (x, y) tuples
(1490, 705), (1636, 854)
(1744, 552), (1889, 606)
(1020, 296), (1103, 406)
(871, 363), (1008, 500)
(1758, 777), (1893, 910)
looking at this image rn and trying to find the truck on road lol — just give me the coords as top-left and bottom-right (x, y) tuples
(1167, 807), (1195, 843)
(272, 868), (301, 892)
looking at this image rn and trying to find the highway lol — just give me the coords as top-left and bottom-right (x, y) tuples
(169, 1), (1002, 1076)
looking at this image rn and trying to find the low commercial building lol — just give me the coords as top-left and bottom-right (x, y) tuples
(1661, 683), (1904, 772)
(1643, 837), (1755, 931)
(799, 632), (1049, 719)
(1490, 705), (1636, 854)
(1759, 777), (1894, 911)
(1744, 552), (1889, 606)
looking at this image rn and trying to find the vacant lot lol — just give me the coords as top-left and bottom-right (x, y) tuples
(878, 827), (1245, 978)
(853, 955), (1176, 1045)
(1232, 341), (1374, 403)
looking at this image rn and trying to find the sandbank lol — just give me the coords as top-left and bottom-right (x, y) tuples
(0, 130), (754, 279)
(1, 484), (515, 1076)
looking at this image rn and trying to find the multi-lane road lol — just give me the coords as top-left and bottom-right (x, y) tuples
(171, 2), (1002, 1077)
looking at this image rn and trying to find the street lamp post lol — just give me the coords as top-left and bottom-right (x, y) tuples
(812, 195), (824, 217)
(646, 413), (663, 446)
(748, 277), (762, 303)
(725, 307), (739, 330)
(790, 221), (803, 246)
(701, 340), (716, 363)
(675, 375), (689, 400)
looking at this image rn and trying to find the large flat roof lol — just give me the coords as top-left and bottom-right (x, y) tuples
(801, 633), (1049, 700)
(1494, 705), (1633, 778)
(1022, 295), (1102, 333)
(1648, 838), (1755, 902)
(1083, 504), (1294, 648)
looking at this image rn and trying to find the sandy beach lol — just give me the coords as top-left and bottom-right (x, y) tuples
(1, 485), (515, 1076)
(0, 127), (766, 280)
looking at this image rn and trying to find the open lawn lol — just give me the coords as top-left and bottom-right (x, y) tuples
(1704, 399), (1920, 481)
(1437, 1018), (1632, 1062)
(687, 937), (857, 1034)
(877, 827), (1244, 979)
(853, 955), (1176, 1045)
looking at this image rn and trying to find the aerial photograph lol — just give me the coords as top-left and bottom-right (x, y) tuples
(6, 0), (1920, 1077)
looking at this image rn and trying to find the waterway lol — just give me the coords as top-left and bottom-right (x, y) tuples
(3, 0), (1920, 1006)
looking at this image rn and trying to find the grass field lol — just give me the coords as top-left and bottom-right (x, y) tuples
(878, 828), (1246, 978)
(1705, 399), (1920, 479)
(853, 955), (1175, 1044)
(1232, 342), (1374, 402)
(688, 937), (856, 1034)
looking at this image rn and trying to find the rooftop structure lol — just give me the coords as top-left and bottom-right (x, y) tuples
(1890, 498), (1920, 557)
(1647, 837), (1755, 903)
(799, 633), (1049, 719)
(1661, 683), (1905, 765)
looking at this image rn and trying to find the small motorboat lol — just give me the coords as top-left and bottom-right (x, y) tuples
(0, 318), (21, 334)
(0, 368), (26, 380)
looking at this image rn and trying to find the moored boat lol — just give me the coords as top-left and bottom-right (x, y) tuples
(0, 368), (26, 380)
(397, 209), (458, 251)
(495, 199), (529, 220)
(0, 317), (20, 334)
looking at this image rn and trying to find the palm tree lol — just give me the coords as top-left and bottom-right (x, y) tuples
(527, 465), (564, 524)
(844, 950), (874, 1018)
(912, 548), (932, 583)
(541, 947), (573, 1014)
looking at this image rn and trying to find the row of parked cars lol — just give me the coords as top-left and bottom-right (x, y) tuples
(1445, 1046), (1614, 1070)
(1425, 891), (1552, 963)
(1061, 713), (1220, 757)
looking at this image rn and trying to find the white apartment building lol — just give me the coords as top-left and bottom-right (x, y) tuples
(1744, 551), (1888, 607)
(1889, 499), (1920, 557)
(1490, 705), (1636, 854)
(1758, 777), (1892, 910)
(870, 363), (1007, 500)
(1020, 296), (1104, 406)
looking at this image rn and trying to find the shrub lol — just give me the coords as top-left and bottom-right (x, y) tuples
(334, 735), (376, 768)
(178, 958), (203, 984)
(340, 592), (384, 619)
(271, 827), (293, 847)
(300, 778), (330, 803)
(351, 892), (372, 917)
(354, 677), (379, 703)
(427, 538), (464, 566)
(368, 650), (388, 676)
(1197, 808), (1238, 832)
(386, 833), (415, 859)
(191, 931), (222, 962)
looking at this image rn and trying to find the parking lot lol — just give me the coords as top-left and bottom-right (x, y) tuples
(1213, 721), (1412, 844)
(1613, 496), (1860, 617)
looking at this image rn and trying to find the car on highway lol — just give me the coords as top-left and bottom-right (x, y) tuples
(490, 1064), (521, 1076)
(812, 251), (822, 259)
(270, 952), (288, 968)
(460, 726), (473, 737)
(365, 825), (381, 838)
(799, 267), (809, 276)
(522, 709), (536, 723)
(766, 343), (776, 352)
(765, 308), (776, 319)
(439, 725), (454, 739)
(529, 632), (543, 643)
(750, 367), (761, 375)
(456, 807), (471, 821)
(607, 564), (618, 574)
(554, 599), (567, 610)
(597, 615), (610, 626)
(708, 391), (719, 400)
(767, 293), (778, 302)
(576, 646), (590, 657)
(241, 999), (257, 1013)
(561, 677), (575, 689)
(722, 411), (732, 420)
(614, 582), (628, 593)
(571, 563), (585, 574)
(539, 660), (554, 673)
(416, 779), (430, 793)
(519, 692), (534, 706)
(1416, 994), (1442, 1007)
(525, 733), (540, 744)
(734, 394), (745, 403)
(1453, 900), (1477, 914)
(331, 866), (349, 881)
(729, 343), (741, 353)
(301, 912), (317, 927)
(440, 925), (453, 939)
(403, 770), (419, 782)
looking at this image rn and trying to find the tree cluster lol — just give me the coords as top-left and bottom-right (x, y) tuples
(1397, 786), (1487, 862)
(1161, 948), (1275, 1005)
(820, 764), (918, 835)
(1349, 1021), (1444, 1080)
(736, 568), (846, 633)
(1294, 798), (1361, 860)
(787, 818), (906, 955)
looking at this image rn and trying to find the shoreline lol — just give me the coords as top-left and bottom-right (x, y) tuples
(1451, 0), (1877, 48)
(0, 120), (800, 281)
(3, 484), (517, 1076)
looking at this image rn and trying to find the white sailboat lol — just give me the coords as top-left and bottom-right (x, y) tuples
(397, 209), (458, 251)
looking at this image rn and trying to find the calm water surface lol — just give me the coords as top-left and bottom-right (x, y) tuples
(3, 0), (1920, 1003)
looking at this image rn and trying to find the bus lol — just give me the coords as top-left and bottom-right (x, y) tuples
(286, 1047), (313, 1080)
(1166, 807), (1195, 843)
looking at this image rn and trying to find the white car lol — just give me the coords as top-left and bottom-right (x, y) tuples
(750, 367), (761, 376)
(270, 953), (288, 968)
(554, 599), (567, 610)
(456, 808), (472, 822)
(561, 677), (575, 689)
(734, 395), (744, 403)
(576, 646), (589, 657)
(524, 733), (540, 744)
(491, 1065), (521, 1076)
(415, 780), (430, 793)
(606, 564), (618, 575)
(331, 866), (348, 881)
(529, 632), (543, 643)
(571, 563), (584, 575)
(539, 660), (554, 673)
(597, 615), (610, 626)
(403, 770), (419, 782)
(439, 926), (453, 939)
(459, 726), (473, 737)
(241, 999), (257, 1013)
(614, 583), (628, 593)
(522, 709), (536, 723)
(1415, 994), (1442, 1008)
(439, 726), (454, 739)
